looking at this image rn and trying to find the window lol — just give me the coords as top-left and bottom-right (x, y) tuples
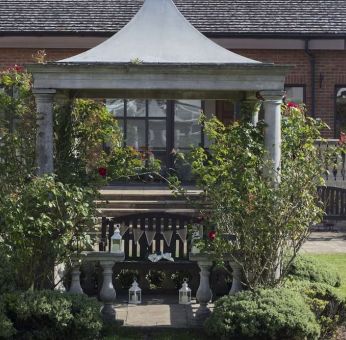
(284, 85), (305, 104)
(335, 87), (346, 136)
(105, 99), (207, 174)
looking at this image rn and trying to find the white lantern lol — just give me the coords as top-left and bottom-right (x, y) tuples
(128, 279), (142, 304)
(179, 279), (191, 305)
(110, 225), (122, 253)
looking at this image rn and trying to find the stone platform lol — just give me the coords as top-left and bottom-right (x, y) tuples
(114, 295), (213, 328)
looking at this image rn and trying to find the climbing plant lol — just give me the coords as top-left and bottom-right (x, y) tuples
(0, 64), (147, 289)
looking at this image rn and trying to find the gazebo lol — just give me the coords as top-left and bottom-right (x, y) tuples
(27, 0), (290, 320)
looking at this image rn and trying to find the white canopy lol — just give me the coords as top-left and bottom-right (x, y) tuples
(60, 0), (260, 65)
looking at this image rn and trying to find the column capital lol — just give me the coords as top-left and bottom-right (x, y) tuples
(33, 88), (56, 95)
(33, 89), (56, 102)
(259, 90), (285, 101)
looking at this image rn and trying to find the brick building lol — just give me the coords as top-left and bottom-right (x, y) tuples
(0, 0), (346, 137)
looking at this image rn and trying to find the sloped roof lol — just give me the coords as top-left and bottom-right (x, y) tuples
(60, 0), (259, 64)
(0, 0), (345, 37)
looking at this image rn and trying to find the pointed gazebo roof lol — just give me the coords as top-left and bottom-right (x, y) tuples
(60, 0), (259, 65)
(28, 0), (290, 99)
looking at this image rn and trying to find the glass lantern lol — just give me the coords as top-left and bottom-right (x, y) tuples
(179, 278), (191, 305)
(110, 225), (122, 253)
(128, 279), (142, 304)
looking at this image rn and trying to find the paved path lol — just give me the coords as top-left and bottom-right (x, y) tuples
(301, 232), (346, 253)
(115, 295), (212, 328)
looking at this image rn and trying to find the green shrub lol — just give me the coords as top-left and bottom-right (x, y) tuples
(0, 290), (103, 339)
(287, 280), (346, 339)
(0, 307), (15, 339)
(288, 255), (341, 287)
(205, 287), (320, 340)
(0, 245), (16, 294)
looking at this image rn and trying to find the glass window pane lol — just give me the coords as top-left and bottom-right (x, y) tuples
(126, 120), (146, 149)
(285, 86), (304, 103)
(175, 100), (202, 121)
(336, 87), (346, 135)
(127, 99), (146, 117)
(175, 100), (202, 148)
(105, 99), (124, 117)
(116, 119), (124, 134)
(148, 100), (167, 117)
(148, 120), (166, 149)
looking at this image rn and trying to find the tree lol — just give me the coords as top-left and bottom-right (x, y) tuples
(0, 64), (143, 289)
(171, 104), (338, 289)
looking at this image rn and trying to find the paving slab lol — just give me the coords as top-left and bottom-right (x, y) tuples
(301, 232), (346, 253)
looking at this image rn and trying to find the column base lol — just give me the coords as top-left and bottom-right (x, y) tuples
(195, 304), (211, 321)
(101, 303), (116, 322)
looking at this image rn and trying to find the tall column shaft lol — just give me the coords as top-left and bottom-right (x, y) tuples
(260, 90), (284, 184)
(261, 90), (284, 280)
(240, 92), (261, 126)
(34, 89), (56, 175)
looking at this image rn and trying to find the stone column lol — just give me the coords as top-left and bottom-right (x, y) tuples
(33, 89), (56, 175)
(229, 261), (243, 295)
(261, 90), (284, 280)
(99, 259), (117, 322)
(260, 90), (284, 184)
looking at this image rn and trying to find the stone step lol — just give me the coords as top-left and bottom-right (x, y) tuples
(95, 200), (192, 209)
(99, 186), (202, 202)
(97, 208), (197, 217)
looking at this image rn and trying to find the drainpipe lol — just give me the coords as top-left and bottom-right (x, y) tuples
(305, 39), (316, 117)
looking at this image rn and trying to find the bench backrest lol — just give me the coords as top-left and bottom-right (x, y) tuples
(100, 213), (197, 260)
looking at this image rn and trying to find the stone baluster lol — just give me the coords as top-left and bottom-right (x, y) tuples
(229, 261), (243, 295)
(194, 256), (213, 319)
(99, 259), (117, 322)
(69, 259), (84, 294)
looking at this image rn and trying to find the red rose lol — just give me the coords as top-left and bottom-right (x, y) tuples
(14, 64), (24, 73)
(287, 101), (298, 108)
(208, 230), (216, 240)
(339, 132), (346, 145)
(98, 167), (107, 177)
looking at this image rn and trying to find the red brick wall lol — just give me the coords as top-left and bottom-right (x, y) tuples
(0, 48), (85, 66)
(237, 49), (346, 138)
(1, 47), (345, 137)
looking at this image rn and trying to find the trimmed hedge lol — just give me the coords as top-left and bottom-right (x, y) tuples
(286, 280), (346, 339)
(0, 290), (103, 339)
(205, 287), (320, 340)
(288, 255), (341, 287)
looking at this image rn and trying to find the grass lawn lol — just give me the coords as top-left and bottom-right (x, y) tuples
(307, 253), (346, 296)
